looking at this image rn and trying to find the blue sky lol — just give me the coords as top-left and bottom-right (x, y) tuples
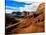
(5, 0), (32, 10)
(5, 0), (40, 13)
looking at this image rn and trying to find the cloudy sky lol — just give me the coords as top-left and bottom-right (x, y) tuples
(5, 0), (42, 13)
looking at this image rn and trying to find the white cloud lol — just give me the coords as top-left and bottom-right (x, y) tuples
(19, 7), (24, 12)
(19, 2), (40, 12)
(6, 6), (21, 13)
